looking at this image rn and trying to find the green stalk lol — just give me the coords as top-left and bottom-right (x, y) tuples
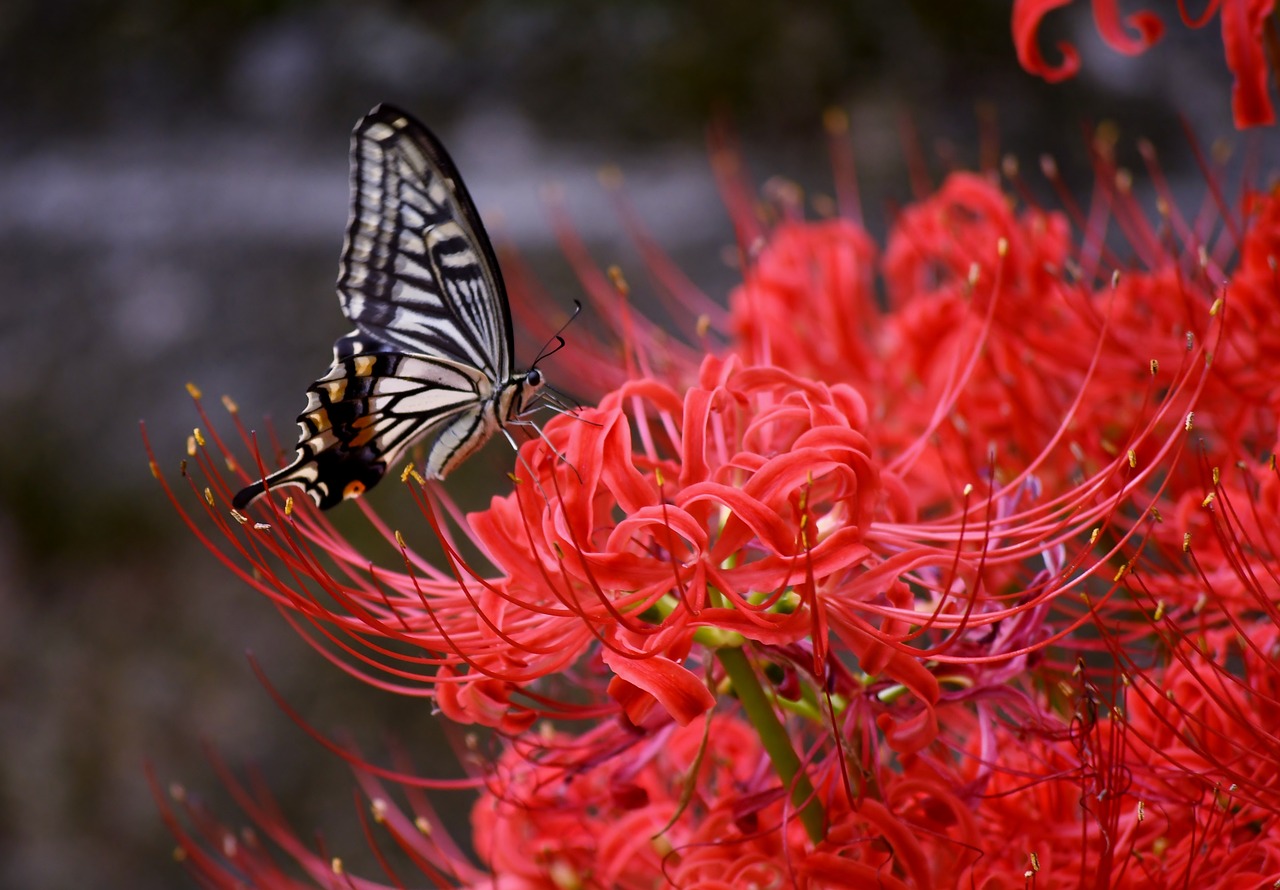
(716, 646), (825, 843)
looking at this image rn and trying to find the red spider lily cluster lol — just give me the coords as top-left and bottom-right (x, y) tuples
(148, 117), (1280, 887)
(1013, 0), (1280, 128)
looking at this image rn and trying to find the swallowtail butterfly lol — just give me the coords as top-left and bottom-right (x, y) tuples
(234, 104), (548, 511)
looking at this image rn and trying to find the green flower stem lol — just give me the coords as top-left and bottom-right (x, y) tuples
(716, 645), (826, 843)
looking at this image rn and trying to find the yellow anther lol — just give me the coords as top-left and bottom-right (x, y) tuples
(607, 265), (630, 296)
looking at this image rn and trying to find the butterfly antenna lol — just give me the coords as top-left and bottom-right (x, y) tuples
(533, 300), (583, 366)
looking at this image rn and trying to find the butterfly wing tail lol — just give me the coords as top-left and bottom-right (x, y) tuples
(233, 444), (389, 512)
(231, 476), (273, 512)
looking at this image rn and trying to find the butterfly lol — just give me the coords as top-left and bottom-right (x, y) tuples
(233, 104), (552, 511)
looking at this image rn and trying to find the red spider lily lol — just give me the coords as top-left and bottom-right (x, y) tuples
(1013, 0), (1280, 128)
(147, 116), (1280, 886)
(468, 714), (815, 888)
(150, 306), (1212, 749)
(947, 711), (1280, 887)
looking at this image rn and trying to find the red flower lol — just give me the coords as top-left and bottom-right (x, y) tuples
(470, 715), (784, 887)
(1013, 0), (1279, 127)
(148, 116), (1280, 887)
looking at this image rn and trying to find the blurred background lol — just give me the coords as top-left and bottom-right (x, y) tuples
(0, 1), (1267, 886)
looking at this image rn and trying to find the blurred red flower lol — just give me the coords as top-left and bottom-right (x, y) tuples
(1013, 0), (1279, 127)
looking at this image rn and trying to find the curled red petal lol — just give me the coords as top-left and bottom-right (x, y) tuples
(1221, 0), (1277, 127)
(601, 649), (715, 726)
(691, 606), (812, 645)
(606, 674), (657, 725)
(876, 708), (940, 756)
(435, 667), (532, 730)
(597, 414), (661, 514)
(1091, 0), (1165, 54)
(1013, 0), (1082, 82)
(798, 854), (914, 890)
(1179, 0), (1224, 27)
(851, 798), (935, 889)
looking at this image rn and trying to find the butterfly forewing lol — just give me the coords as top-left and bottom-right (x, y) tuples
(232, 105), (545, 512)
(341, 110), (512, 379)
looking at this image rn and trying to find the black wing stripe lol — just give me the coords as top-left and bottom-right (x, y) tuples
(423, 222), (499, 374)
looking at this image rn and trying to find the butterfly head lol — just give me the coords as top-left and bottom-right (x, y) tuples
(504, 367), (546, 420)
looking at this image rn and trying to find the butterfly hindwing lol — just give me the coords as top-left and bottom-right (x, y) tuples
(231, 334), (496, 511)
